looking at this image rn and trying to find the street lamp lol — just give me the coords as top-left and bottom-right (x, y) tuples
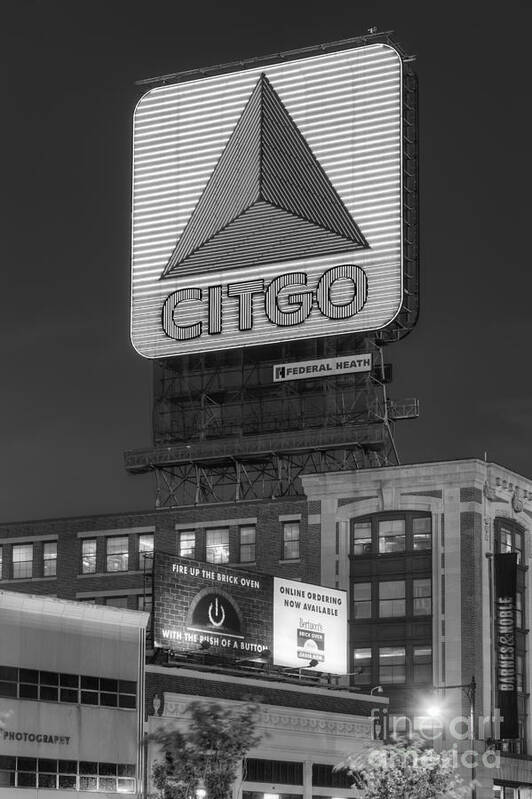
(370, 685), (384, 695)
(429, 676), (477, 799)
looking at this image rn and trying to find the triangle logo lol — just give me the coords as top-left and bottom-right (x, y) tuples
(161, 73), (368, 279)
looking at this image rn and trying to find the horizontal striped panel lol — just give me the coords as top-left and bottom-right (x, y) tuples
(131, 43), (404, 358)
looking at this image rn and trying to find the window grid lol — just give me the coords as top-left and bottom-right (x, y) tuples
(353, 647), (372, 685)
(283, 522), (300, 560)
(179, 530), (196, 559)
(379, 646), (406, 684)
(206, 528), (230, 564)
(81, 539), (97, 574)
(0, 757), (135, 792)
(413, 646), (432, 683)
(353, 583), (372, 619)
(12, 544), (33, 580)
(106, 536), (129, 572)
(138, 534), (154, 572)
(379, 580), (406, 618)
(239, 526), (256, 563)
(413, 578), (432, 616)
(0, 666), (136, 709)
(352, 514), (432, 556)
(43, 542), (57, 577)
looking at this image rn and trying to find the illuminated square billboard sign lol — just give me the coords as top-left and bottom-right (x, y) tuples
(152, 553), (348, 674)
(131, 43), (405, 358)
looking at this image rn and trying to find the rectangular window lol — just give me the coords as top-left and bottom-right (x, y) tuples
(239, 526), (256, 563)
(178, 530), (196, 559)
(413, 578), (432, 615)
(81, 539), (97, 574)
(103, 596), (129, 609)
(516, 655), (524, 693)
(353, 648), (372, 685)
(498, 526), (522, 564)
(353, 521), (372, 555)
(378, 519), (405, 553)
(413, 646), (432, 683)
(516, 592), (523, 629)
(138, 534), (154, 572)
(282, 522), (300, 560)
(379, 580), (405, 617)
(379, 646), (406, 684)
(106, 537), (129, 572)
(43, 542), (57, 577)
(353, 583), (372, 619)
(12, 544), (33, 580)
(413, 516), (432, 550)
(206, 528), (229, 564)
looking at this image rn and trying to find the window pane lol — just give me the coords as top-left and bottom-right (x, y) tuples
(413, 578), (432, 615)
(283, 522), (300, 560)
(43, 542), (57, 577)
(378, 519), (405, 553)
(413, 517), (432, 550)
(240, 526), (256, 563)
(12, 544), (33, 579)
(104, 596), (128, 609)
(354, 648), (372, 685)
(106, 537), (129, 572)
(413, 646), (432, 683)
(379, 646), (406, 684)
(179, 531), (196, 559)
(353, 583), (372, 619)
(139, 534), (154, 571)
(353, 522), (372, 555)
(81, 539), (97, 574)
(206, 528), (229, 564)
(379, 580), (405, 617)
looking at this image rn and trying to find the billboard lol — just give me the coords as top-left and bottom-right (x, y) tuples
(494, 553), (518, 739)
(152, 553), (347, 674)
(132, 43), (405, 359)
(273, 577), (347, 673)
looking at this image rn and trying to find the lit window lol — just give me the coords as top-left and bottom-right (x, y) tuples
(353, 648), (372, 685)
(206, 528), (229, 564)
(43, 542), (57, 577)
(12, 544), (33, 580)
(353, 522), (372, 555)
(179, 531), (196, 559)
(413, 578), (432, 615)
(378, 519), (405, 553)
(379, 646), (406, 684)
(106, 537), (129, 572)
(138, 534), (154, 572)
(516, 592), (523, 629)
(239, 526), (256, 563)
(498, 525), (522, 564)
(413, 516), (432, 550)
(81, 539), (97, 574)
(353, 583), (372, 619)
(282, 522), (300, 560)
(413, 646), (432, 683)
(379, 580), (405, 617)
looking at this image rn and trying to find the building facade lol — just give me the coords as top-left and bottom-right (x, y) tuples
(1, 457), (532, 797)
(0, 591), (148, 796)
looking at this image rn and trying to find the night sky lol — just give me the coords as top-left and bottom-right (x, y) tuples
(4, 0), (531, 522)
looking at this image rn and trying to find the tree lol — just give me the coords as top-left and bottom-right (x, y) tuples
(336, 736), (468, 799)
(150, 700), (262, 799)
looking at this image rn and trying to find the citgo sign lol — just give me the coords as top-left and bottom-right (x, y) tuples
(132, 44), (405, 358)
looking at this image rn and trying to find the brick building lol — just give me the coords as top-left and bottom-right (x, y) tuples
(1, 457), (532, 797)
